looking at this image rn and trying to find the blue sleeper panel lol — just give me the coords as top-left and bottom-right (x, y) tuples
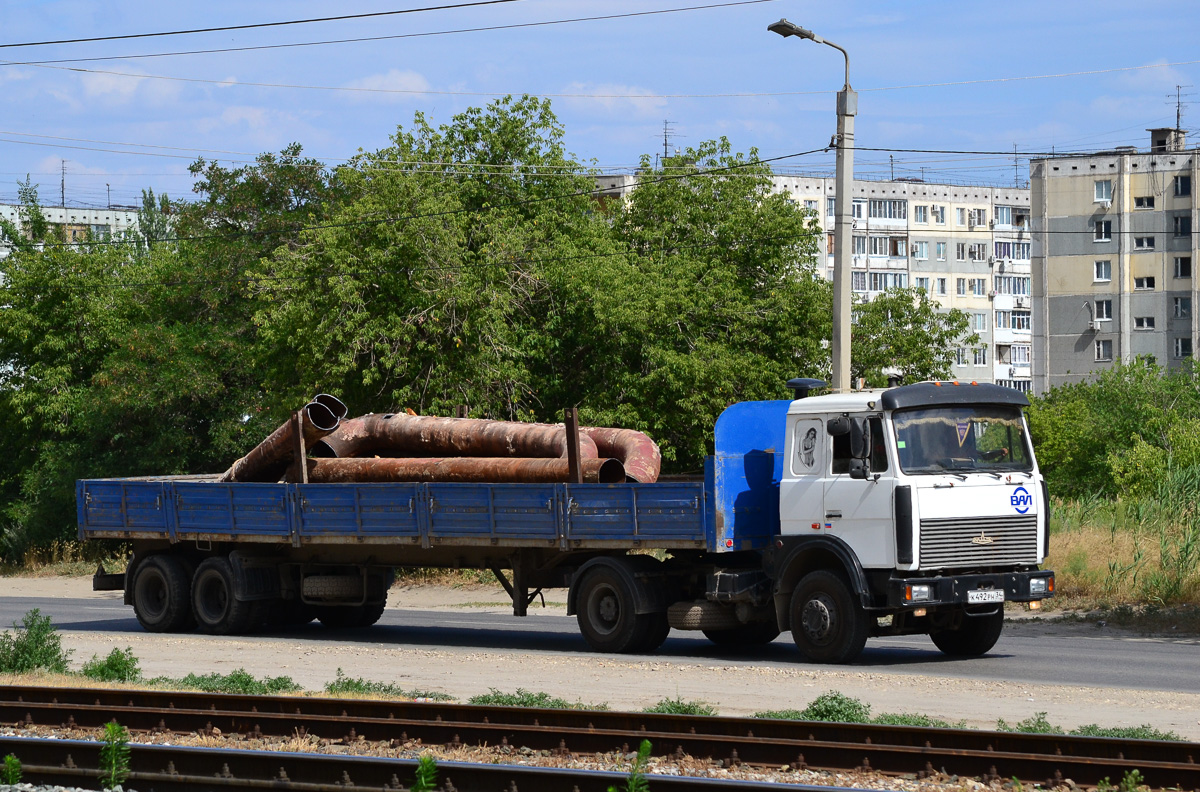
(712, 400), (789, 551)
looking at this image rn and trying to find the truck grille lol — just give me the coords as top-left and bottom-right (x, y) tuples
(918, 515), (1039, 569)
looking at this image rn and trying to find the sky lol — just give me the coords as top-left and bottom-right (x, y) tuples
(1, 0), (1198, 209)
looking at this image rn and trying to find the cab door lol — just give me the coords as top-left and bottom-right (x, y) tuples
(779, 417), (826, 536)
(822, 415), (897, 568)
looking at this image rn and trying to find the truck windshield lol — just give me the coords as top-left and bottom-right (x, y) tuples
(892, 405), (1033, 474)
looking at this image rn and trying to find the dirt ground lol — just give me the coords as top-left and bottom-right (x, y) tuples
(3, 576), (1199, 741)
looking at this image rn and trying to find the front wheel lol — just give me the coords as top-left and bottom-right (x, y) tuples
(930, 608), (1004, 656)
(789, 570), (869, 664)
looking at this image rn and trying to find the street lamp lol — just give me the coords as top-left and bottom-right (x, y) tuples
(769, 18), (857, 393)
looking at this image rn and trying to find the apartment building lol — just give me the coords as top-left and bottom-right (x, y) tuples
(773, 177), (1032, 391)
(0, 204), (139, 258)
(1030, 128), (1197, 392)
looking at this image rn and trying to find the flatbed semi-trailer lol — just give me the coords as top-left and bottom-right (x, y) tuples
(79, 383), (1054, 663)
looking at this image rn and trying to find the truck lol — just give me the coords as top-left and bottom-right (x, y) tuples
(77, 379), (1054, 664)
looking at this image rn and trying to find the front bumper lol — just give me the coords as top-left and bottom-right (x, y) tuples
(887, 570), (1054, 608)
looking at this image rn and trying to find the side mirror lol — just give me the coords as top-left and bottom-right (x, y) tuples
(848, 417), (871, 459)
(826, 416), (851, 436)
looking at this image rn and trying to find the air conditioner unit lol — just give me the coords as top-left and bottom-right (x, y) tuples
(989, 219), (996, 229)
(1016, 296), (1029, 308)
(1101, 199), (1112, 209)
(1089, 319), (1103, 332)
(988, 290), (998, 299)
(1009, 366), (1016, 377)
(988, 255), (996, 266)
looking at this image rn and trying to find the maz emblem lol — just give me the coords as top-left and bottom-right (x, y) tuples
(971, 531), (996, 546)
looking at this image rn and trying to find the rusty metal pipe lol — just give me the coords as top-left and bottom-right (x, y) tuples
(580, 427), (661, 483)
(312, 414), (598, 461)
(219, 395), (347, 483)
(305, 456), (625, 484)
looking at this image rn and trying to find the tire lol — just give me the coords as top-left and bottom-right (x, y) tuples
(191, 557), (258, 635)
(632, 611), (671, 654)
(789, 570), (869, 664)
(703, 621), (781, 647)
(575, 566), (646, 653)
(930, 608), (1004, 657)
(132, 554), (194, 633)
(317, 599), (386, 629)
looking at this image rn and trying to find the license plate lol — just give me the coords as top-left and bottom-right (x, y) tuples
(968, 589), (1005, 604)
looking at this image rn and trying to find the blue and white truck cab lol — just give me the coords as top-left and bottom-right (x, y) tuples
(765, 380), (1054, 663)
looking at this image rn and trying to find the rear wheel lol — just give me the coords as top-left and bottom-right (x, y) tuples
(789, 570), (869, 664)
(132, 555), (194, 633)
(930, 608), (1004, 656)
(703, 621), (781, 647)
(576, 565), (660, 654)
(192, 557), (257, 635)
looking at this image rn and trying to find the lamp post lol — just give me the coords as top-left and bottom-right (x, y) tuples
(768, 19), (857, 392)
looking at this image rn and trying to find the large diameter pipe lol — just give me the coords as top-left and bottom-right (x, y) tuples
(312, 414), (598, 461)
(305, 456), (626, 484)
(580, 427), (661, 483)
(219, 395), (347, 483)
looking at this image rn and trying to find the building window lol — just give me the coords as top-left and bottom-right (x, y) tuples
(994, 275), (1031, 295)
(956, 277), (966, 296)
(868, 199), (907, 219)
(994, 205), (1013, 226)
(931, 205), (946, 224)
(1014, 242), (1031, 260)
(956, 207), (967, 226)
(869, 271), (907, 291)
(1135, 196), (1155, 209)
(956, 243), (966, 261)
(1176, 256), (1192, 278)
(955, 347), (967, 366)
(1095, 339), (1113, 361)
(971, 312), (987, 331)
(1134, 276), (1155, 290)
(973, 347), (988, 366)
(913, 241), (928, 260)
(852, 201), (865, 219)
(994, 241), (1013, 260)
(1095, 300), (1112, 320)
(804, 199), (819, 211)
(827, 197), (836, 217)
(1134, 316), (1156, 330)
(852, 271), (867, 292)
(1012, 345), (1031, 365)
(914, 205), (928, 223)
(971, 278), (986, 297)
(869, 236), (889, 256)
(1012, 310), (1031, 331)
(1175, 175), (1192, 196)
(969, 243), (987, 261)
(915, 276), (930, 292)
(936, 241), (946, 261)
(1095, 180), (1113, 202)
(995, 310), (1010, 329)
(1174, 216), (1192, 237)
(936, 277), (947, 295)
(1094, 260), (1111, 281)
(1094, 220), (1112, 241)
(827, 233), (836, 254)
(1135, 236), (1155, 249)
(890, 237), (908, 257)
(853, 235), (867, 255)
(1175, 337), (1193, 358)
(968, 208), (987, 227)
(1174, 297), (1191, 318)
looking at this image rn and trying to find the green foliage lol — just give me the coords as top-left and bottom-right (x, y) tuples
(324, 668), (454, 701)
(642, 696), (717, 716)
(870, 712), (963, 728)
(81, 647), (142, 683)
(1069, 724), (1180, 741)
(0, 609), (71, 674)
(1119, 768), (1145, 792)
(99, 720), (130, 790)
(149, 668), (301, 695)
(797, 691), (873, 723)
(997, 712), (1065, 734)
(851, 287), (977, 387)
(0, 753), (20, 784)
(466, 687), (606, 710)
(609, 739), (652, 792)
(411, 754), (439, 792)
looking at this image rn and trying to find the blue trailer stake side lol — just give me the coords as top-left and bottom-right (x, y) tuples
(79, 384), (1054, 663)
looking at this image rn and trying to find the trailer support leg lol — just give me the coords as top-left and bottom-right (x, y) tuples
(490, 555), (544, 617)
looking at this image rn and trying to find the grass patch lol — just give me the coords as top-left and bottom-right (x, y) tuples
(756, 693), (960, 728)
(81, 647), (141, 683)
(999, 712), (1182, 741)
(0, 609), (72, 674)
(643, 696), (717, 716)
(324, 668), (454, 701)
(467, 688), (607, 710)
(148, 668), (301, 695)
(870, 712), (964, 729)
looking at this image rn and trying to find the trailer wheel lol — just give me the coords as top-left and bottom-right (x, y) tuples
(789, 570), (869, 664)
(576, 566), (652, 652)
(703, 621), (781, 647)
(930, 608), (1004, 657)
(132, 555), (194, 633)
(191, 557), (257, 635)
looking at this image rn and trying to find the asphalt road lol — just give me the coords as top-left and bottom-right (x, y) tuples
(2, 593), (1197, 695)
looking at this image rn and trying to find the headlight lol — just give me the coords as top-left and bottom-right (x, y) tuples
(1029, 577), (1048, 596)
(906, 584), (932, 602)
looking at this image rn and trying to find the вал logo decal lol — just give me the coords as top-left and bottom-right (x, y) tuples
(1010, 486), (1032, 514)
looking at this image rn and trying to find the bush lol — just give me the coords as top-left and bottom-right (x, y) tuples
(467, 688), (607, 710)
(0, 753), (20, 784)
(642, 696), (717, 716)
(997, 712), (1064, 734)
(1070, 724), (1180, 741)
(150, 668), (300, 695)
(81, 647), (141, 683)
(0, 609), (71, 674)
(324, 668), (454, 701)
(798, 691), (872, 723)
(871, 712), (962, 728)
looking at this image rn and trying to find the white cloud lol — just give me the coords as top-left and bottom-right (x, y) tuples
(559, 82), (667, 117)
(341, 69), (431, 103)
(0, 68), (33, 84)
(78, 70), (145, 103)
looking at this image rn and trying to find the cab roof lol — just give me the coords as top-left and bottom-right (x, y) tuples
(786, 381), (1030, 415)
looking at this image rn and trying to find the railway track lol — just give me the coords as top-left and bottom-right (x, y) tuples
(0, 685), (1196, 789)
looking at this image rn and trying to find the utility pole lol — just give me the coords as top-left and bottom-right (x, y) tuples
(1014, 143), (1019, 188)
(889, 154), (894, 180)
(60, 160), (65, 207)
(106, 183), (111, 209)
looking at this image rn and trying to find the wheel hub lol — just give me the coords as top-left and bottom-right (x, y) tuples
(801, 594), (836, 644)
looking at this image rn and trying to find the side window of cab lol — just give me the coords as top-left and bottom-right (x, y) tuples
(831, 416), (888, 474)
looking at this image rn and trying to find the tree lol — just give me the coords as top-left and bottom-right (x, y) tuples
(851, 287), (976, 387)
